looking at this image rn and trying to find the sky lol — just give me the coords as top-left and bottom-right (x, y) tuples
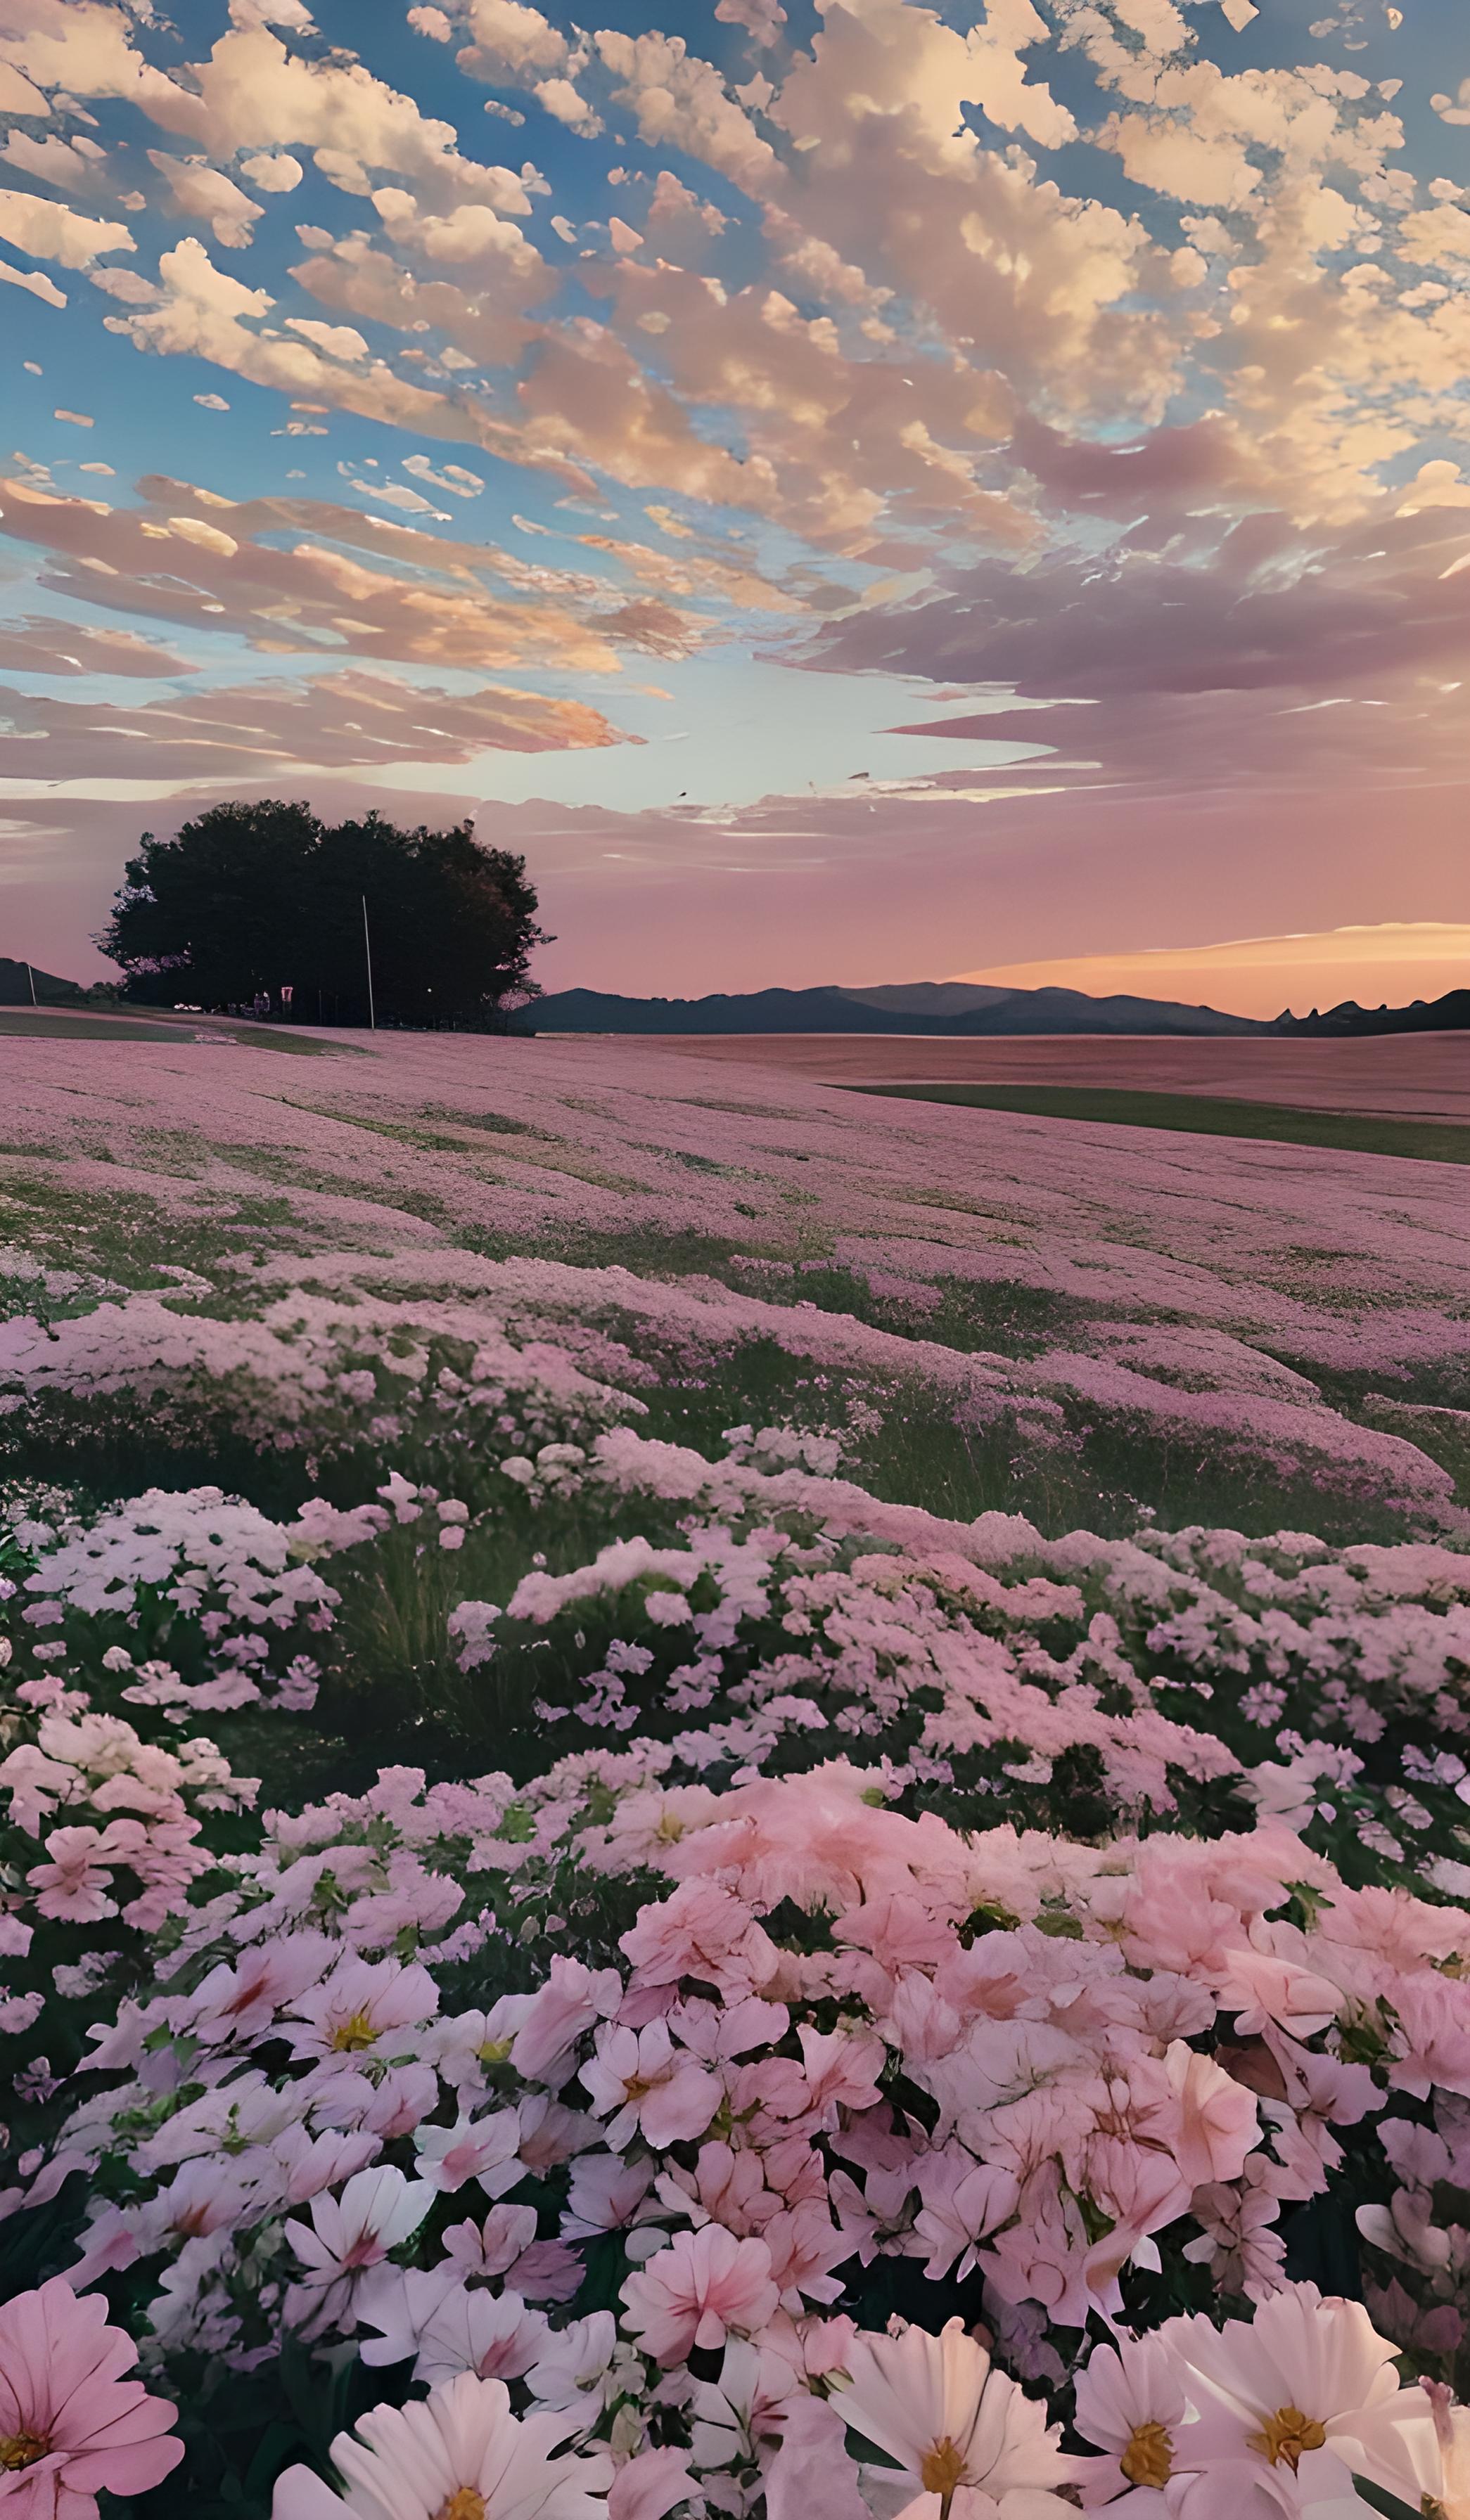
(1, 0), (1469, 1012)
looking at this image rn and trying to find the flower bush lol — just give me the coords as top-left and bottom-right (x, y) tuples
(0, 1032), (1466, 2519)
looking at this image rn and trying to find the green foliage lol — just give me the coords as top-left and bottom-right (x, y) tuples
(98, 799), (548, 1025)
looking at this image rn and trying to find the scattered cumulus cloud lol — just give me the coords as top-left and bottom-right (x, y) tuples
(1, 0), (1469, 986)
(715, 0), (788, 48)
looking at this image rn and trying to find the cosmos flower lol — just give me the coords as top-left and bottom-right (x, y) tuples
(620, 2225), (780, 2365)
(0, 2277), (182, 2519)
(837, 2317), (1075, 2520)
(271, 2370), (614, 2520)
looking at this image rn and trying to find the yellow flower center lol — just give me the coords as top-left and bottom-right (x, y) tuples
(0, 2432), (49, 2471)
(1248, 2409), (1328, 2471)
(477, 2036), (513, 2064)
(328, 2008), (378, 2052)
(1120, 2424), (1174, 2490)
(437, 2493), (487, 2520)
(920, 2439), (969, 2499)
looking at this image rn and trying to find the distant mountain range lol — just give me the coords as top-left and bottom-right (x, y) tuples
(9, 959), (1466, 1038)
(516, 982), (1272, 1036)
(517, 980), (1470, 1037)
(1274, 989), (1470, 1036)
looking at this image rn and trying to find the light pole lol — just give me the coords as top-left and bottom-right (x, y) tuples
(361, 894), (376, 1031)
(26, 962), (37, 1008)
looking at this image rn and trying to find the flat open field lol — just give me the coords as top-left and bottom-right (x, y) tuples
(3, 1021), (1470, 2508)
(637, 1025), (1470, 1121)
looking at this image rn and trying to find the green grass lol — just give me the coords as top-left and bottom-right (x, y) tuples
(840, 1082), (1470, 1164)
(0, 1010), (342, 1055)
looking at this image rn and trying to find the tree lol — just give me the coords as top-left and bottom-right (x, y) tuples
(98, 801), (549, 1025)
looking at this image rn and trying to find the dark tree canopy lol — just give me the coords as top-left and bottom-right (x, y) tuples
(98, 800), (548, 1025)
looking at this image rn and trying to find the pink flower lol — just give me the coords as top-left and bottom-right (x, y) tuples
(411, 2109), (522, 2197)
(766, 2396), (870, 2520)
(183, 1932), (334, 2045)
(284, 1956), (439, 2065)
(608, 2449), (698, 2520)
(271, 2370), (613, 2520)
(0, 2277), (182, 2518)
(580, 2020), (720, 2150)
(1388, 1978), (1470, 2101)
(284, 2167), (435, 2336)
(412, 2287), (552, 2387)
(621, 2225), (780, 2365)
(838, 2315), (1075, 2520)
(621, 1879), (779, 1998)
(1163, 2042), (1260, 2190)
(1071, 2334), (1189, 2508)
(510, 1958), (622, 2087)
(795, 2026), (886, 2128)
(913, 2152), (1021, 2283)
(26, 1829), (115, 1924)
(440, 2204), (539, 2280)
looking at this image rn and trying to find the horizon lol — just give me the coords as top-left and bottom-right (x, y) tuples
(12, 929), (1467, 1025)
(1, 1), (1468, 999)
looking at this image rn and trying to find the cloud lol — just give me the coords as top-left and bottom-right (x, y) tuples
(239, 150), (303, 193)
(533, 77), (601, 134)
(950, 923), (1470, 1021)
(370, 183), (542, 252)
(715, 0), (787, 49)
(288, 232), (546, 375)
(147, 153), (266, 248)
(454, 1), (570, 82)
(228, 0), (317, 27)
(0, 258), (67, 306)
(105, 235), (555, 463)
(0, 664), (627, 783)
(1431, 79), (1470, 129)
(594, 29), (783, 195)
(0, 469), (725, 672)
(403, 453), (485, 496)
(345, 475), (450, 517)
(0, 60), (49, 113)
(89, 264), (160, 304)
(1, 131), (113, 193)
(1, 15), (523, 210)
(0, 618), (194, 677)
(779, 487), (1470, 873)
(577, 252), (1028, 551)
(283, 314), (370, 359)
(0, 186), (133, 266)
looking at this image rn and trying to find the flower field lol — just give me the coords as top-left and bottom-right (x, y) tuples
(1, 1027), (1469, 2520)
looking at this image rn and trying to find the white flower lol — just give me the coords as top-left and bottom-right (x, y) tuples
(838, 2317), (1075, 2520)
(272, 2370), (615, 2520)
(412, 2109), (523, 2196)
(414, 2286), (553, 2388)
(1332, 2381), (1470, 2520)
(1158, 2286), (1402, 2501)
(525, 2312), (618, 2412)
(1072, 2335), (1190, 2507)
(284, 2166), (435, 2333)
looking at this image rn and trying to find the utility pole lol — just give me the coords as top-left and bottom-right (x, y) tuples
(26, 963), (37, 1007)
(361, 894), (376, 1031)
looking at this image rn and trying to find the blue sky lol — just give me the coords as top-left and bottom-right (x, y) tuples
(1, 0), (1469, 1004)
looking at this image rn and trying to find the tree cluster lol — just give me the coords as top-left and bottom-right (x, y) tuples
(98, 800), (547, 1026)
